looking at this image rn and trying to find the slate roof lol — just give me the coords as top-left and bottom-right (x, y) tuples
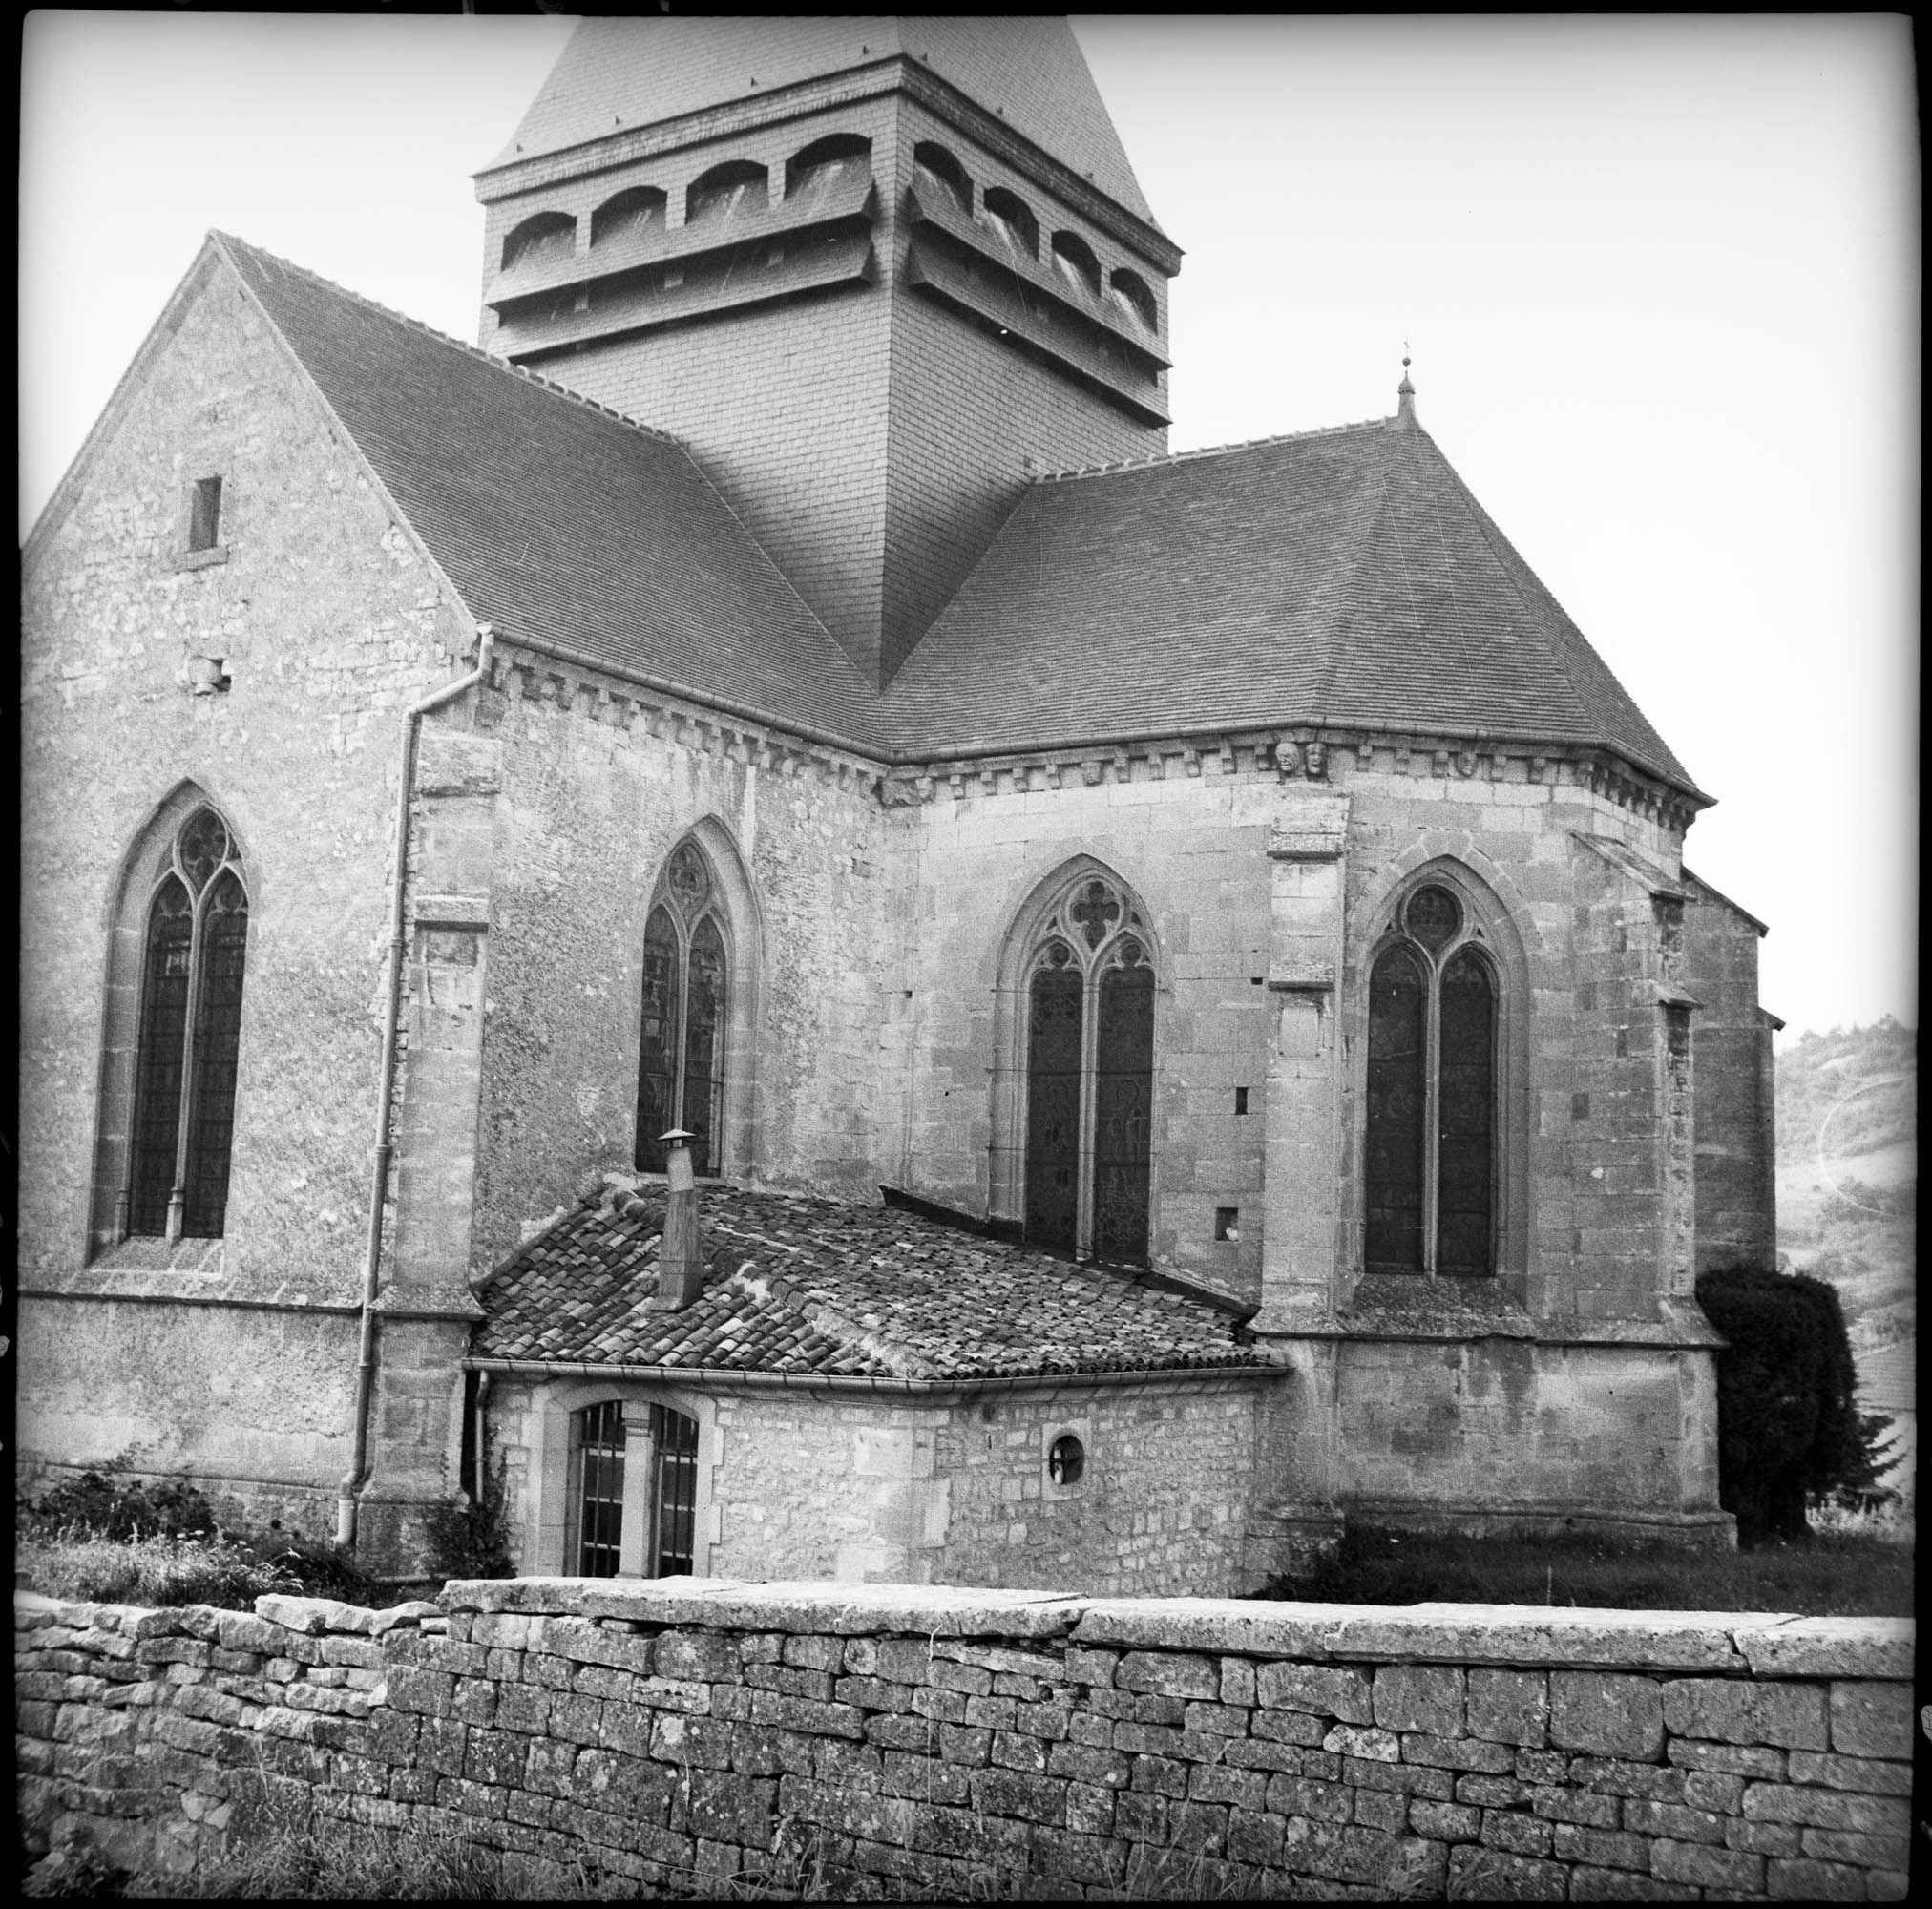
(219, 236), (880, 748)
(877, 422), (1699, 793)
(195, 234), (1693, 794)
(472, 1183), (1267, 1384)
(492, 16), (1157, 228)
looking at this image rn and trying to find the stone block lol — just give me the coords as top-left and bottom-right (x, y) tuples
(1353, 1786), (1408, 1832)
(1445, 1842), (1568, 1899)
(1724, 1816), (1801, 1857)
(1548, 1673), (1665, 1758)
(1115, 1650), (1219, 1700)
(1468, 1668), (1549, 1747)
(970, 1765), (1067, 1827)
(1622, 1798), (1727, 1844)
(1798, 1825), (1912, 1870)
(1346, 1755), (1455, 1800)
(1410, 1799), (1481, 1841)
(1665, 1738), (1785, 1778)
(1827, 1680), (1912, 1759)
(1480, 1809), (1553, 1857)
(1265, 1774), (1353, 1823)
(1374, 1664), (1465, 1735)
(1784, 1749), (1911, 1794)
(1733, 1618), (1911, 1681)
(1659, 1677), (1827, 1749)
(1742, 1781), (1909, 1835)
(1400, 1731), (1516, 1773)
(1765, 1856), (1867, 1900)
(1528, 1785), (1618, 1828)
(1323, 1723), (1400, 1761)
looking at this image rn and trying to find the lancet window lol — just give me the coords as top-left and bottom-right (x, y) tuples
(126, 806), (250, 1241)
(636, 841), (730, 1177)
(1021, 875), (1156, 1268)
(1364, 882), (1497, 1275)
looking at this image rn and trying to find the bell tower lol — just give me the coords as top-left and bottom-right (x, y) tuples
(473, 16), (1181, 689)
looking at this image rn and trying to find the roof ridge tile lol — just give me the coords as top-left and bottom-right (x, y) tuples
(1035, 412), (1399, 483)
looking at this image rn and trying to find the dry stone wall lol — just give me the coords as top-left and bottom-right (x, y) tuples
(18, 1579), (1913, 1900)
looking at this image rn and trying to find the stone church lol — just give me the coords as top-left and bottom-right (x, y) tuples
(18, 17), (1777, 1590)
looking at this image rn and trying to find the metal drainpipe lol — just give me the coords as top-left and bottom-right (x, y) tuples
(336, 623), (496, 1552)
(471, 1370), (492, 1505)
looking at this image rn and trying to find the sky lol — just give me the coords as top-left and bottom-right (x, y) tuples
(19, 12), (1918, 1043)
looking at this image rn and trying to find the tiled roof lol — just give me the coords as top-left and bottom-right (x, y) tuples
(876, 421), (1700, 795)
(493, 16), (1157, 227)
(218, 236), (881, 749)
(472, 1183), (1267, 1384)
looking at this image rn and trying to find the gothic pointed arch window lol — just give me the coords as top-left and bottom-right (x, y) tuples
(1019, 872), (1157, 1268)
(123, 805), (250, 1241)
(636, 840), (731, 1177)
(1365, 881), (1498, 1275)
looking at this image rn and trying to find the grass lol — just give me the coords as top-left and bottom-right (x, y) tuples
(16, 1530), (304, 1611)
(1266, 1511), (1914, 1616)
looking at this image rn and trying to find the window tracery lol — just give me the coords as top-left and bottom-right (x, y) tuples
(1364, 881), (1497, 1275)
(637, 841), (730, 1176)
(1020, 874), (1156, 1268)
(126, 806), (249, 1241)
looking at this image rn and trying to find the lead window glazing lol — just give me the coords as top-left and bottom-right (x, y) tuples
(1022, 875), (1156, 1268)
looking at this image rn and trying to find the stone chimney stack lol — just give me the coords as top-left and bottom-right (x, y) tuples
(650, 1129), (706, 1311)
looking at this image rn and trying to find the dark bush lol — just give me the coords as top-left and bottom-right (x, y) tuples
(26, 1468), (219, 1542)
(1695, 1266), (1892, 1545)
(422, 1496), (514, 1582)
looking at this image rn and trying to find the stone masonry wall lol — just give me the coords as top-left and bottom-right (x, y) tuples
(18, 1579), (1912, 1900)
(486, 1376), (1274, 1597)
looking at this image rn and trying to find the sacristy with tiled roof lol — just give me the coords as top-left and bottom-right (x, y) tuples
(472, 1183), (1268, 1385)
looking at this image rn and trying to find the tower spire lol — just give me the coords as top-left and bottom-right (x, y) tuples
(1396, 344), (1418, 428)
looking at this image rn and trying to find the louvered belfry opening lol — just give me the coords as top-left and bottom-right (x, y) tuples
(1021, 873), (1156, 1269)
(1365, 883), (1498, 1276)
(127, 807), (249, 1241)
(635, 841), (728, 1177)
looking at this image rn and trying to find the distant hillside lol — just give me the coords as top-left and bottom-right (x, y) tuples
(1774, 1019), (1916, 1353)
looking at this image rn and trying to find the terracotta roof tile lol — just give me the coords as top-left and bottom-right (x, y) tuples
(473, 1184), (1266, 1383)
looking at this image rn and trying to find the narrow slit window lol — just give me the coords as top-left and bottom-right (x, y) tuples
(188, 476), (223, 553)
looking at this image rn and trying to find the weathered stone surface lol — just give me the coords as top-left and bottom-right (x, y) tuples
(1467, 1667), (1549, 1747)
(1373, 1664), (1465, 1735)
(1548, 1672), (1665, 1758)
(1255, 1660), (1374, 1721)
(1659, 1677), (1828, 1750)
(1825, 1679), (1913, 1759)
(1732, 1617), (1913, 1681)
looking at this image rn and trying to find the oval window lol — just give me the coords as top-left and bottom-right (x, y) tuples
(1048, 1433), (1085, 1485)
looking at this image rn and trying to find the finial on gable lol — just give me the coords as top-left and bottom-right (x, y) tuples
(1396, 344), (1418, 428)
